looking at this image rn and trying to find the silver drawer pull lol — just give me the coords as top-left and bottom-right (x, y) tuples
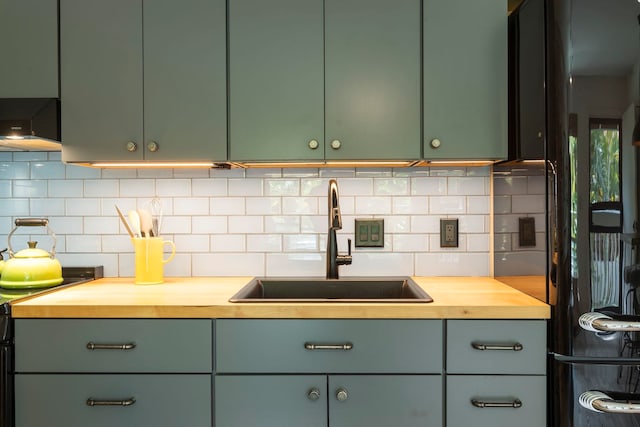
(304, 342), (353, 351)
(86, 342), (136, 350)
(580, 391), (640, 414)
(471, 342), (523, 352)
(471, 399), (523, 409)
(86, 397), (136, 407)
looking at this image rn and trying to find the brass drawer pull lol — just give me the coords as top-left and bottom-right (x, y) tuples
(471, 342), (523, 352)
(86, 342), (136, 350)
(471, 399), (522, 409)
(86, 397), (136, 407)
(304, 342), (353, 351)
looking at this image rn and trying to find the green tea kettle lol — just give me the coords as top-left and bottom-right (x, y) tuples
(0, 218), (63, 289)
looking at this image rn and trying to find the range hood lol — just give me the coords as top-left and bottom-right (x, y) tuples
(0, 98), (61, 151)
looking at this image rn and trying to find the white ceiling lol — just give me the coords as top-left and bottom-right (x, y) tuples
(570, 0), (640, 76)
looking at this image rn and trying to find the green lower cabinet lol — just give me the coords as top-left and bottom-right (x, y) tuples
(215, 375), (442, 427)
(328, 375), (442, 427)
(15, 374), (211, 427)
(446, 375), (546, 427)
(215, 375), (328, 427)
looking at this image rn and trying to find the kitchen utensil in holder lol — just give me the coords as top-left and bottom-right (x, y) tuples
(132, 237), (175, 285)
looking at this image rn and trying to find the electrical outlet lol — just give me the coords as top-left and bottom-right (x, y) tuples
(440, 219), (458, 248)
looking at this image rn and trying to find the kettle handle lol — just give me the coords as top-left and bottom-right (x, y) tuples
(7, 218), (57, 258)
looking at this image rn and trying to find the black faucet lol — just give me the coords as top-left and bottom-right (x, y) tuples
(327, 179), (352, 279)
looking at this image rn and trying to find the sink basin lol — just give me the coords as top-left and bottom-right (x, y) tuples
(229, 277), (433, 303)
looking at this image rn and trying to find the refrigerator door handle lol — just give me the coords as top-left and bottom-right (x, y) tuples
(579, 312), (640, 332)
(580, 391), (640, 414)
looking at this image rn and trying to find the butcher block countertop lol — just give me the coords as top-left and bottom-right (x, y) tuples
(10, 276), (549, 319)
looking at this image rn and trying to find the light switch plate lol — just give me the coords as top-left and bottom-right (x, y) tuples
(519, 217), (536, 247)
(354, 219), (384, 248)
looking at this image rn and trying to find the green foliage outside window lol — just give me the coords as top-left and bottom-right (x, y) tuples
(589, 128), (620, 203)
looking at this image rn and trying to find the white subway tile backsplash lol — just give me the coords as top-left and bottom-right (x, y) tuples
(0, 159), (503, 277)
(192, 216), (227, 234)
(31, 162), (65, 179)
(265, 216), (300, 233)
(119, 179), (155, 197)
(392, 234), (428, 252)
(282, 197), (318, 215)
(374, 178), (409, 195)
(228, 216), (264, 234)
(264, 179), (299, 196)
(173, 198), (210, 215)
(410, 177), (446, 196)
(192, 178), (227, 197)
(66, 198), (102, 216)
(283, 234), (319, 252)
(84, 217), (119, 235)
(211, 234), (245, 252)
(429, 196), (465, 214)
(229, 178), (264, 196)
(84, 180), (119, 198)
(511, 195), (545, 214)
(174, 234), (210, 252)
(14, 152), (47, 162)
(266, 253), (323, 276)
(392, 197), (428, 215)
(494, 176), (528, 195)
(246, 197), (281, 215)
(355, 197), (392, 215)
(30, 198), (65, 216)
(13, 180), (47, 198)
(247, 234), (282, 252)
(193, 253), (264, 276)
(415, 252), (489, 276)
(448, 177), (485, 195)
(527, 175), (546, 194)
(210, 197), (245, 215)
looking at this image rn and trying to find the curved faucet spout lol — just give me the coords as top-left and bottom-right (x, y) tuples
(327, 179), (352, 279)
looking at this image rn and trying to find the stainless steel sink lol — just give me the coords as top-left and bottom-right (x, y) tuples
(229, 277), (433, 303)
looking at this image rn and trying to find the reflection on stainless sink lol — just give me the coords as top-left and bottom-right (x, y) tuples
(229, 277), (433, 303)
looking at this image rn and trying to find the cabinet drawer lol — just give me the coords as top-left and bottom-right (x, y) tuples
(446, 320), (546, 374)
(216, 319), (442, 373)
(15, 374), (211, 427)
(447, 375), (546, 427)
(15, 319), (212, 372)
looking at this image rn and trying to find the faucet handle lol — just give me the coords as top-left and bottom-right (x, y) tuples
(347, 238), (352, 256)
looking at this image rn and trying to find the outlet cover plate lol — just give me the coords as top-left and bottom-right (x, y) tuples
(355, 219), (384, 248)
(440, 218), (458, 248)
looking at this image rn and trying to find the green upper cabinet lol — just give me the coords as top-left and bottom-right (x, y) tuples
(60, 0), (226, 163)
(228, 0), (324, 162)
(324, 0), (420, 161)
(423, 0), (507, 160)
(0, 0), (58, 97)
(229, 0), (421, 162)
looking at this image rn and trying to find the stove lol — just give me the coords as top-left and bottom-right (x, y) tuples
(0, 266), (103, 427)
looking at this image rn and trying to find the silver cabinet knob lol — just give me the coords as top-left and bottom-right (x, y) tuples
(430, 138), (441, 149)
(126, 141), (138, 152)
(147, 141), (159, 152)
(307, 388), (321, 401)
(335, 388), (348, 402)
(308, 139), (319, 150)
(330, 139), (341, 149)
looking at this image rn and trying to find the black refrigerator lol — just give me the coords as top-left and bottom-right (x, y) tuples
(506, 0), (640, 425)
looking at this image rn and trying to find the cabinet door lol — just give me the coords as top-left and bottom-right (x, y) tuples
(60, 0), (144, 162)
(144, 0), (227, 161)
(215, 375), (327, 427)
(423, 0), (507, 160)
(0, 0), (58, 97)
(228, 0), (324, 161)
(329, 375), (442, 427)
(15, 374), (211, 427)
(325, 0), (420, 160)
